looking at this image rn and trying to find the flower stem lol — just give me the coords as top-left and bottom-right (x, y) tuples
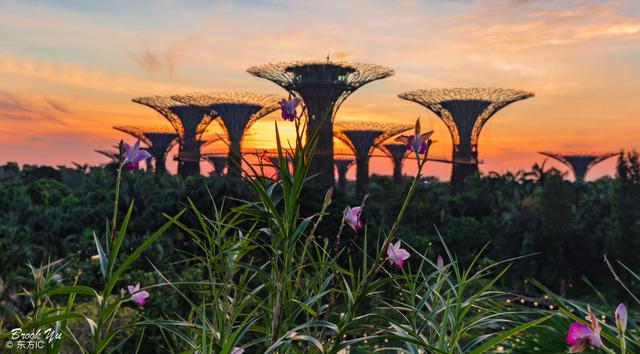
(368, 152), (428, 277)
(110, 161), (123, 244)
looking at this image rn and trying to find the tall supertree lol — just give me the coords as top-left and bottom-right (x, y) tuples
(247, 59), (394, 187)
(334, 121), (412, 198)
(205, 155), (228, 176)
(539, 151), (621, 182)
(334, 158), (355, 192)
(132, 96), (216, 177)
(399, 88), (534, 190)
(172, 92), (280, 177)
(383, 144), (408, 184)
(113, 125), (178, 174)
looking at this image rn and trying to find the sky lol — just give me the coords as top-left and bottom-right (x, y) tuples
(1, 0), (639, 180)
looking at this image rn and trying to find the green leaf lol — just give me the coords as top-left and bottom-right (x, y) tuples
(43, 285), (96, 296)
(93, 231), (108, 280)
(469, 315), (551, 354)
(109, 200), (135, 275)
(104, 209), (185, 295)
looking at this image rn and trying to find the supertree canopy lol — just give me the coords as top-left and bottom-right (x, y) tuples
(383, 144), (408, 184)
(113, 125), (178, 174)
(334, 121), (412, 198)
(95, 149), (119, 163)
(132, 96), (217, 177)
(539, 151), (621, 182)
(334, 158), (355, 192)
(399, 88), (534, 190)
(247, 59), (394, 187)
(204, 155), (228, 176)
(172, 92), (280, 177)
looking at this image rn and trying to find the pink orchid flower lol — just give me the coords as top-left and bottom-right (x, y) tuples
(566, 305), (603, 352)
(387, 240), (410, 269)
(279, 97), (300, 121)
(345, 206), (363, 231)
(436, 255), (444, 270)
(127, 283), (150, 306)
(231, 347), (244, 354)
(123, 140), (151, 170)
(395, 119), (433, 155)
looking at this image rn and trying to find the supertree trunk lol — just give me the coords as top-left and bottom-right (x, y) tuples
(392, 159), (403, 184)
(355, 153), (370, 200)
(338, 171), (347, 192)
(155, 156), (167, 174)
(177, 142), (201, 177)
(451, 142), (479, 190)
(227, 139), (242, 177)
(334, 158), (354, 192)
(307, 103), (335, 187)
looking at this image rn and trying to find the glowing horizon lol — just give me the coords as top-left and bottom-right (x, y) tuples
(1, 0), (639, 181)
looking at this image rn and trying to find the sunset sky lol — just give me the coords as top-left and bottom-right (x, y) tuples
(1, 0), (639, 180)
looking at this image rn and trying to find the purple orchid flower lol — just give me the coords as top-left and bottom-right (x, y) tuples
(395, 119), (433, 155)
(122, 140), (151, 170)
(279, 97), (300, 121)
(231, 347), (244, 354)
(436, 255), (444, 270)
(387, 240), (410, 269)
(127, 283), (150, 306)
(345, 206), (363, 231)
(566, 305), (603, 352)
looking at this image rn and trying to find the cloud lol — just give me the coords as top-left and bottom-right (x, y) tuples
(0, 54), (202, 95)
(454, 0), (640, 51)
(131, 33), (201, 76)
(0, 90), (68, 124)
(44, 97), (71, 114)
(131, 47), (163, 73)
(0, 90), (30, 113)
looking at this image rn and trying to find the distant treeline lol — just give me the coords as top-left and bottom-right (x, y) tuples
(2, 152), (640, 319)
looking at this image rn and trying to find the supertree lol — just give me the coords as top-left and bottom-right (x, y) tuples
(132, 96), (216, 177)
(399, 88), (534, 190)
(539, 151), (621, 182)
(204, 155), (228, 176)
(334, 121), (412, 198)
(383, 144), (408, 184)
(95, 149), (119, 163)
(247, 59), (394, 187)
(171, 92), (280, 177)
(113, 125), (179, 174)
(334, 158), (355, 192)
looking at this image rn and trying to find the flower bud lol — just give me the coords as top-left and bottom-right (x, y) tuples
(615, 303), (627, 335)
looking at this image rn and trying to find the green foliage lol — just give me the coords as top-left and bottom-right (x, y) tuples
(2, 136), (640, 352)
